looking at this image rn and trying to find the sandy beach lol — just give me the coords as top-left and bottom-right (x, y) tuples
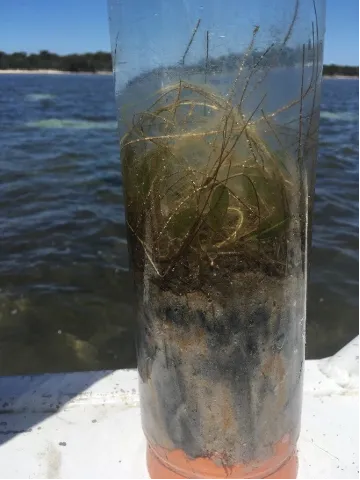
(323, 74), (359, 80)
(0, 69), (112, 75)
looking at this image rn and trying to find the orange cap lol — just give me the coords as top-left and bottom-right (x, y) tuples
(147, 437), (298, 479)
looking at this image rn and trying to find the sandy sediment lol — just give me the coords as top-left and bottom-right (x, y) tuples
(137, 271), (304, 465)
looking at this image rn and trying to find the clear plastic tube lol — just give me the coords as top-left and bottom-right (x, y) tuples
(108, 1), (325, 477)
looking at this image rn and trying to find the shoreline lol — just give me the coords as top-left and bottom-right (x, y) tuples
(0, 70), (358, 79)
(323, 74), (359, 80)
(0, 69), (112, 75)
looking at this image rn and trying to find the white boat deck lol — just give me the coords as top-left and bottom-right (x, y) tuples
(0, 337), (358, 479)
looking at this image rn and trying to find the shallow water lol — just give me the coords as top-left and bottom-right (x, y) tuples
(0, 74), (358, 375)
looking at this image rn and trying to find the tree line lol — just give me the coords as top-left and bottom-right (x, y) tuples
(0, 50), (112, 72)
(323, 64), (359, 77)
(0, 50), (358, 77)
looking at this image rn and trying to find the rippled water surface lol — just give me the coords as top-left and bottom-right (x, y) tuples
(0, 74), (358, 374)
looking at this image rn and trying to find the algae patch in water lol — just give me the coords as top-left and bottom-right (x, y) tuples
(26, 119), (117, 130)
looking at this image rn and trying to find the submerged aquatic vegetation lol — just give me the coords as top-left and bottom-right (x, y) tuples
(120, 3), (321, 292)
(122, 80), (293, 287)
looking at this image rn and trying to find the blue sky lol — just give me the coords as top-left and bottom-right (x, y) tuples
(1, 0), (358, 65)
